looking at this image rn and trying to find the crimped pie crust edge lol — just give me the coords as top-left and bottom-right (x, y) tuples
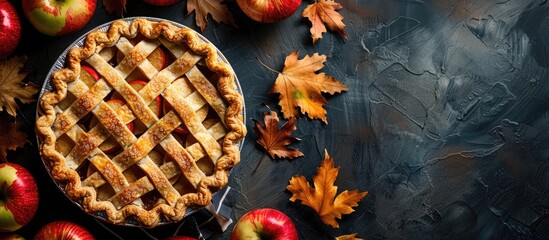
(35, 18), (247, 227)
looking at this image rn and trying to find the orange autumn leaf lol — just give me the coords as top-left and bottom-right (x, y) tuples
(0, 116), (28, 161)
(270, 51), (348, 124)
(287, 150), (367, 228)
(186, 0), (238, 32)
(103, 0), (127, 16)
(253, 111), (304, 159)
(0, 56), (39, 117)
(336, 233), (363, 240)
(303, 0), (347, 44)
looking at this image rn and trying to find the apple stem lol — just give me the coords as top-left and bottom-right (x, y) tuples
(256, 57), (281, 75)
(252, 153), (268, 175)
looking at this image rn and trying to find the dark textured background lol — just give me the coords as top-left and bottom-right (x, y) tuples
(4, 0), (549, 239)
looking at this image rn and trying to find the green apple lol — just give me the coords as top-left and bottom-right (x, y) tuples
(34, 221), (94, 240)
(236, 0), (302, 23)
(0, 0), (22, 58)
(0, 163), (38, 232)
(0, 233), (25, 240)
(22, 0), (96, 36)
(231, 208), (298, 240)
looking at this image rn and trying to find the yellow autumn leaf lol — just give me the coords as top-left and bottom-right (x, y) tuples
(103, 0), (127, 17)
(271, 51), (348, 124)
(0, 56), (39, 117)
(336, 233), (363, 240)
(302, 0), (347, 44)
(186, 0), (238, 32)
(287, 149), (367, 228)
(0, 115), (28, 160)
(253, 111), (304, 159)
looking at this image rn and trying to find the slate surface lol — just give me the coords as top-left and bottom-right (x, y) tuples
(6, 0), (549, 239)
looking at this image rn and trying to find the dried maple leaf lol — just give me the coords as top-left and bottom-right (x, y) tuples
(287, 150), (367, 228)
(0, 116), (28, 161)
(253, 111), (304, 159)
(336, 233), (363, 240)
(103, 0), (127, 16)
(270, 51), (348, 124)
(186, 0), (237, 32)
(302, 0), (347, 44)
(0, 56), (39, 117)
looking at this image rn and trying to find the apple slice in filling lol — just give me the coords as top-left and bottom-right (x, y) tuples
(147, 47), (167, 71)
(80, 65), (100, 88)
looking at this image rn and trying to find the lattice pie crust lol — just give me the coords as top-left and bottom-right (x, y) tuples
(36, 18), (246, 227)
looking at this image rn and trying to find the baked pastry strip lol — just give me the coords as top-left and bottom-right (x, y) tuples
(110, 177), (155, 209)
(88, 154), (130, 193)
(36, 19), (247, 227)
(75, 70), (192, 207)
(60, 94), (208, 209)
(82, 110), (183, 206)
(52, 79), (113, 137)
(185, 122), (226, 160)
(186, 67), (227, 124)
(160, 38), (228, 125)
(62, 38), (225, 187)
(94, 96), (182, 207)
(82, 43), (208, 187)
(73, 82), (206, 191)
(67, 40), (191, 206)
(159, 38), (228, 162)
(51, 39), (161, 139)
(63, 86), (135, 170)
(94, 102), (135, 148)
(162, 78), (222, 163)
(78, 38), (219, 165)
(116, 37), (159, 80)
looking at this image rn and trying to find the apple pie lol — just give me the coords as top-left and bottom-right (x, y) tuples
(35, 18), (246, 227)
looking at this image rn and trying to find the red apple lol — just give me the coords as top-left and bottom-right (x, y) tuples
(164, 237), (196, 240)
(236, 0), (302, 23)
(231, 208), (298, 240)
(0, 0), (21, 59)
(22, 0), (96, 36)
(143, 0), (180, 6)
(0, 163), (39, 232)
(0, 233), (25, 240)
(34, 221), (94, 240)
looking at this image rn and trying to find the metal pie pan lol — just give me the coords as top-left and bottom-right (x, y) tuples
(36, 16), (245, 227)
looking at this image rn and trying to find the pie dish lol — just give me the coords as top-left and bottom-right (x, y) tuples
(35, 18), (246, 227)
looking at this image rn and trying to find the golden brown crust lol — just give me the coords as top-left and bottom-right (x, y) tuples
(35, 18), (246, 227)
